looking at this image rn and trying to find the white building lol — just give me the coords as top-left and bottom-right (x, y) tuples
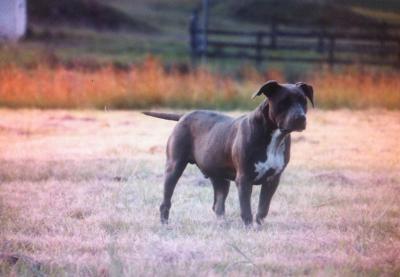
(0, 0), (27, 41)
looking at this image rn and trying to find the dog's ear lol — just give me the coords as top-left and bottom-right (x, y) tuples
(296, 82), (314, 108)
(251, 80), (280, 99)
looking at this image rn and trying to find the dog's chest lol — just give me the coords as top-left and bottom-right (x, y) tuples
(254, 130), (286, 182)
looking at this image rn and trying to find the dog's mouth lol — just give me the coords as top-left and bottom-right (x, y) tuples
(279, 125), (306, 133)
(293, 126), (306, 132)
(279, 128), (291, 134)
(279, 119), (307, 133)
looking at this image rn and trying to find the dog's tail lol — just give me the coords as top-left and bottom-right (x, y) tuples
(142, 111), (183, 121)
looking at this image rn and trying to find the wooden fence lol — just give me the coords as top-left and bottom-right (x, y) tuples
(189, 14), (400, 67)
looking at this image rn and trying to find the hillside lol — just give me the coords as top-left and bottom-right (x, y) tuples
(1, 0), (400, 67)
(214, 0), (400, 26)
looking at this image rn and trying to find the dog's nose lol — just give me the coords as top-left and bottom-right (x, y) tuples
(292, 114), (306, 130)
(296, 114), (306, 122)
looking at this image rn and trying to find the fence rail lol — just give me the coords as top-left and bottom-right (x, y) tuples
(189, 15), (400, 67)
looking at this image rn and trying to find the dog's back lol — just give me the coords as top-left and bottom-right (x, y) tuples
(169, 111), (237, 175)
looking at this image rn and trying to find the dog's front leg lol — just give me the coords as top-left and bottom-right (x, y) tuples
(236, 176), (253, 226)
(256, 174), (280, 225)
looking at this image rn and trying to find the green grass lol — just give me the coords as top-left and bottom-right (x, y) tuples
(351, 6), (400, 24)
(3, 0), (399, 69)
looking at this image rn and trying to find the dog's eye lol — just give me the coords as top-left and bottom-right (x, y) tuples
(299, 96), (307, 106)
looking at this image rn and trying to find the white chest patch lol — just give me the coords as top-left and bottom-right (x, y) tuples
(254, 130), (286, 181)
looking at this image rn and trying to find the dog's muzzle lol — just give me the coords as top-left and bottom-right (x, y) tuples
(280, 114), (306, 133)
(291, 114), (306, 131)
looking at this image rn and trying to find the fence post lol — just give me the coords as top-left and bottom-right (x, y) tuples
(270, 19), (277, 49)
(328, 34), (335, 68)
(397, 40), (400, 68)
(379, 22), (388, 59)
(189, 10), (200, 66)
(201, 0), (209, 63)
(256, 32), (264, 69)
(317, 26), (325, 53)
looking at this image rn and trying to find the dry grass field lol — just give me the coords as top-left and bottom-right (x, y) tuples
(1, 59), (400, 110)
(0, 108), (399, 276)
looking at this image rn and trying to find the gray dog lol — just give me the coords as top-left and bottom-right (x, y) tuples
(143, 80), (314, 225)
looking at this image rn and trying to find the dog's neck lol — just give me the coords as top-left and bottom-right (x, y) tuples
(249, 100), (278, 134)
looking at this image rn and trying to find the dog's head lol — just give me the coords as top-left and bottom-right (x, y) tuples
(253, 80), (314, 133)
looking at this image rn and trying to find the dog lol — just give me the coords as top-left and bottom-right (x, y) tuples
(143, 80), (314, 225)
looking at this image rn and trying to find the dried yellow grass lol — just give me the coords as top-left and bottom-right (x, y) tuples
(0, 109), (399, 276)
(312, 68), (400, 109)
(0, 58), (399, 109)
(0, 58), (243, 109)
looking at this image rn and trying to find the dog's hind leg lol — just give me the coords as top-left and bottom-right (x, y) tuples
(160, 160), (187, 224)
(159, 125), (191, 224)
(211, 178), (230, 217)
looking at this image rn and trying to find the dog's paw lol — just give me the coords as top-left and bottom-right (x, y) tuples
(242, 219), (254, 228)
(160, 217), (169, 225)
(255, 215), (265, 225)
